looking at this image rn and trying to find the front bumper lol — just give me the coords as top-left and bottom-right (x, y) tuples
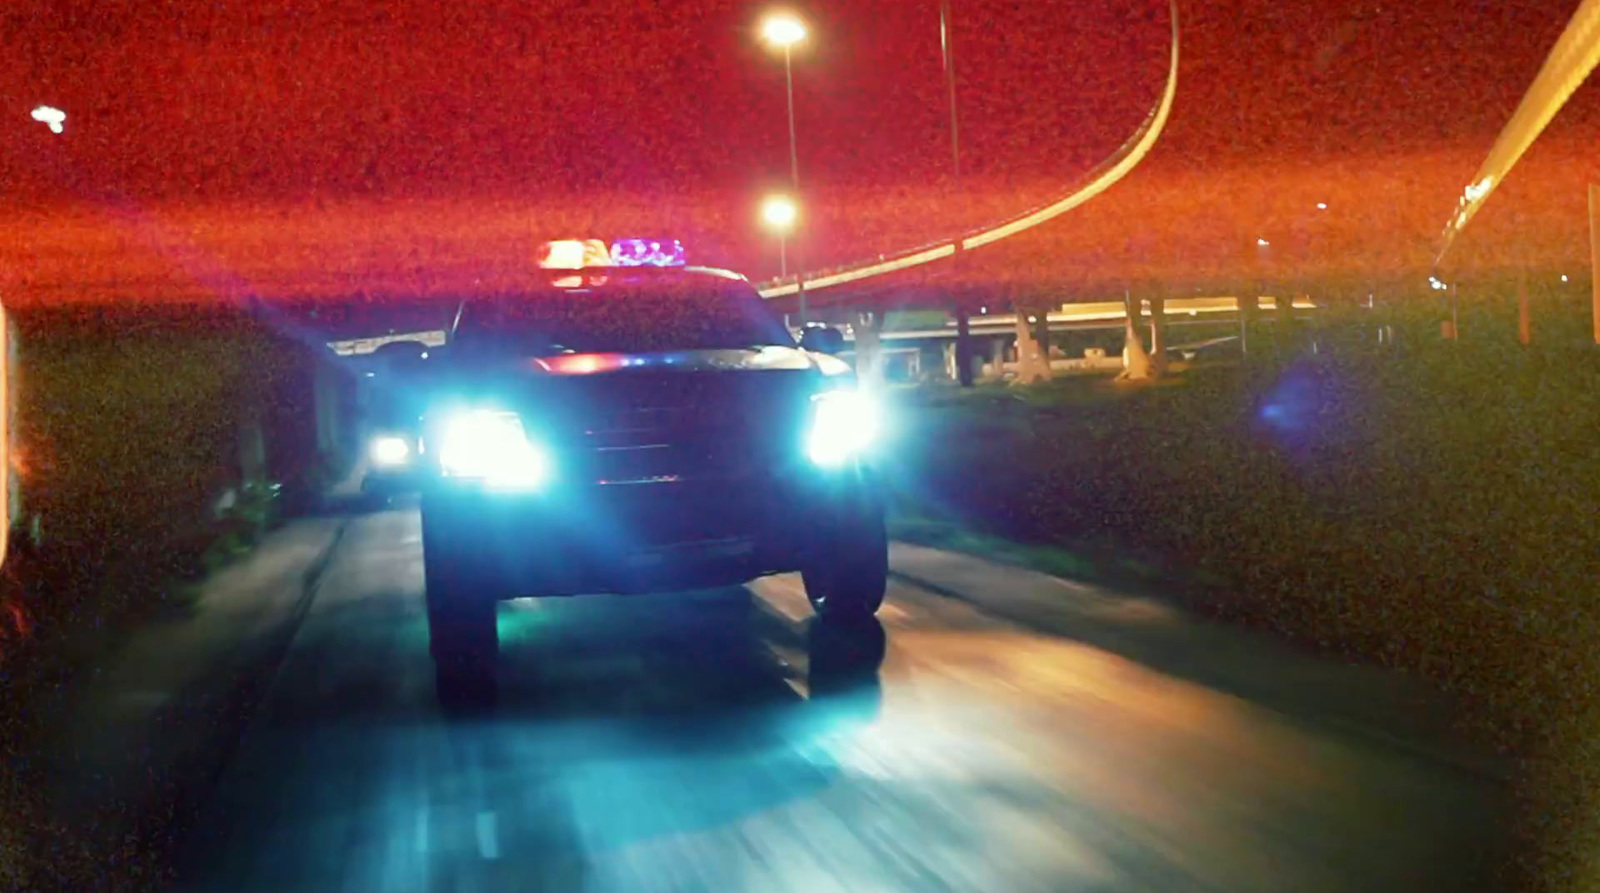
(421, 468), (880, 598)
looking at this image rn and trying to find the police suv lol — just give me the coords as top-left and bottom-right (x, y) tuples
(417, 243), (886, 703)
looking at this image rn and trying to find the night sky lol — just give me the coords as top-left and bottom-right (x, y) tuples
(1, 0), (1596, 305)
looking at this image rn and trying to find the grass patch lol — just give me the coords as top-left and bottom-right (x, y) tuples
(0, 305), (335, 889)
(887, 310), (1600, 891)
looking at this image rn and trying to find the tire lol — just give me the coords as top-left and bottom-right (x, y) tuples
(802, 499), (889, 620)
(422, 518), (499, 707)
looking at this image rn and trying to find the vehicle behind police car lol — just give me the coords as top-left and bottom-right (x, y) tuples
(418, 265), (886, 704)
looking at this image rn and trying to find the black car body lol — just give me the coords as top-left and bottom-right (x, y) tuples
(417, 267), (888, 702)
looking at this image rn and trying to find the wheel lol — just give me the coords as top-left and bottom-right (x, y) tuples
(422, 516), (499, 707)
(802, 504), (888, 620)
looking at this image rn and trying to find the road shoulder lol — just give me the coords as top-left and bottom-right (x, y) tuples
(33, 514), (347, 887)
(889, 541), (1513, 784)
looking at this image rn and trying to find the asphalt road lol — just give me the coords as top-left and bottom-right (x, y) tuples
(171, 506), (1504, 893)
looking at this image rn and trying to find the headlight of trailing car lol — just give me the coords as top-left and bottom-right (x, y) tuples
(806, 389), (880, 467)
(437, 409), (551, 490)
(369, 435), (411, 468)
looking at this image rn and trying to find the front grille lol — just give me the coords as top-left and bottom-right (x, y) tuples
(546, 371), (807, 483)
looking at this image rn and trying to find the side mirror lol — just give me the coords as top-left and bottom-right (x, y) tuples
(799, 324), (845, 355)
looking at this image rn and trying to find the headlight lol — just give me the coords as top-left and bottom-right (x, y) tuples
(437, 409), (551, 490)
(369, 435), (411, 467)
(806, 389), (880, 467)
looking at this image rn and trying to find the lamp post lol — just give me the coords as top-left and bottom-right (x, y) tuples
(761, 12), (808, 321)
(939, 2), (975, 384)
(939, 2), (960, 188)
(761, 13), (806, 191)
(761, 194), (798, 279)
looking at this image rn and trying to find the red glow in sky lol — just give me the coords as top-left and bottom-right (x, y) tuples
(1, 0), (1596, 304)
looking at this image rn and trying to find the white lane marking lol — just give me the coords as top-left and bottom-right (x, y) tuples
(476, 810), (499, 861)
(415, 808), (429, 854)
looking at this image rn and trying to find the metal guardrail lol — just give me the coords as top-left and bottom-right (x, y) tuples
(1435, 0), (1600, 269)
(841, 296), (1318, 339)
(326, 330), (448, 357)
(757, 0), (1181, 300)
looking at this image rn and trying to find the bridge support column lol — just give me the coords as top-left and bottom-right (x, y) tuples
(1012, 307), (1051, 385)
(1148, 291), (1169, 376)
(853, 308), (885, 389)
(1274, 284), (1301, 357)
(1119, 289), (1152, 381)
(1239, 286), (1259, 357)
(954, 306), (975, 388)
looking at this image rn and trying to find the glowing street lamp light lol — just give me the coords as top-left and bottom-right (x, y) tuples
(761, 13), (807, 48)
(761, 195), (798, 277)
(762, 194), (798, 229)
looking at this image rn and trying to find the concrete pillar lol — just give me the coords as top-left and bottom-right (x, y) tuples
(1238, 287), (1259, 357)
(989, 337), (1006, 379)
(1119, 290), (1152, 381)
(1148, 293), (1169, 376)
(1013, 310), (1050, 384)
(1031, 308), (1052, 365)
(954, 306), (975, 388)
(853, 309), (885, 390)
(1275, 285), (1299, 356)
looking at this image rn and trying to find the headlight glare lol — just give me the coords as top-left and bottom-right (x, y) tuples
(369, 435), (411, 467)
(807, 389), (879, 467)
(437, 409), (550, 490)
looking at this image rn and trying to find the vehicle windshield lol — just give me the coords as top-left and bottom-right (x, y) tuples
(452, 286), (795, 355)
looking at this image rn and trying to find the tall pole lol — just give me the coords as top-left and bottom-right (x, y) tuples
(940, 0), (961, 187)
(785, 46), (807, 325)
(785, 47), (800, 191)
(1518, 268), (1532, 345)
(942, 1), (975, 385)
(778, 234), (787, 278)
(1590, 183), (1600, 344)
(1450, 282), (1460, 340)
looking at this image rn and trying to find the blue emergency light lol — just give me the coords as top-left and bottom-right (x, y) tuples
(610, 238), (686, 268)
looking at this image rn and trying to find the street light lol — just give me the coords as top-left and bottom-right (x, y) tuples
(761, 195), (798, 277)
(761, 11), (808, 319)
(761, 13), (807, 50)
